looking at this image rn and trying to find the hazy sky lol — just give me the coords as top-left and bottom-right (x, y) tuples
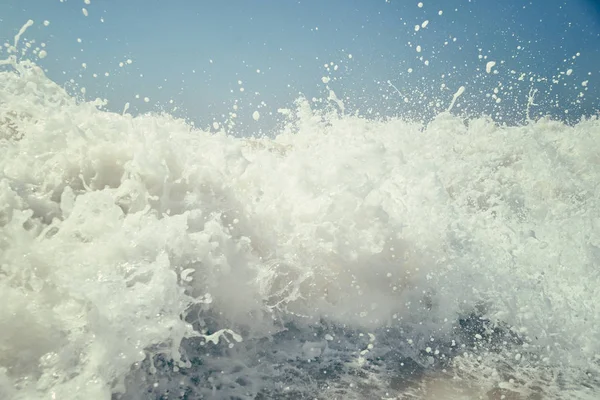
(1, 0), (599, 131)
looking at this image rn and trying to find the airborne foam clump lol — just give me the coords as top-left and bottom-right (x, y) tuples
(12, 20), (34, 50)
(1, 58), (600, 400)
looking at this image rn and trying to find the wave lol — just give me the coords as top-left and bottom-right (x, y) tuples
(1, 55), (600, 399)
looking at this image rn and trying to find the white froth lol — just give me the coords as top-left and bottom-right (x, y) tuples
(252, 110), (260, 121)
(82, 8), (89, 17)
(486, 61), (496, 74)
(1, 49), (599, 400)
(38, 50), (47, 59)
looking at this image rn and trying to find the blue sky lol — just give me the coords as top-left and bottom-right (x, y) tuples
(1, 0), (599, 131)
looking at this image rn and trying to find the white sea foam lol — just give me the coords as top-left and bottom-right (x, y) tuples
(1, 57), (599, 400)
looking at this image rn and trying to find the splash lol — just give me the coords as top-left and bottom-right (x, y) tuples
(1, 30), (600, 400)
(12, 20), (34, 50)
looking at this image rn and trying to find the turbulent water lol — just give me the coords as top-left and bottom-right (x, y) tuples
(1, 52), (600, 399)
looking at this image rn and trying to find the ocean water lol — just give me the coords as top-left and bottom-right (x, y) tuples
(1, 19), (600, 400)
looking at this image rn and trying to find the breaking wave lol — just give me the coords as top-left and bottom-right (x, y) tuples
(1, 39), (600, 400)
